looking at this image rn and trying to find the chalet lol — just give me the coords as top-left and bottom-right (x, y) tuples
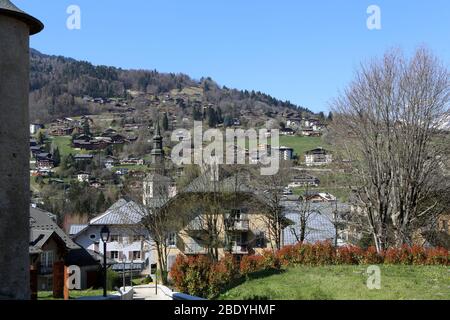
(103, 155), (119, 168)
(120, 158), (145, 166)
(74, 154), (94, 162)
(280, 128), (295, 136)
(288, 174), (320, 188)
(76, 172), (91, 183)
(49, 127), (74, 137)
(35, 153), (54, 170)
(30, 207), (100, 292)
(305, 147), (332, 166)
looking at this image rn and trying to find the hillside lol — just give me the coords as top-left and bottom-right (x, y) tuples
(29, 49), (312, 123)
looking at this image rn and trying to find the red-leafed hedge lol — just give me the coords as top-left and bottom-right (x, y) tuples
(169, 242), (449, 298)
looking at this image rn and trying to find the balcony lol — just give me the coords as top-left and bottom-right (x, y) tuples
(231, 244), (248, 254)
(225, 219), (249, 231)
(184, 242), (207, 255)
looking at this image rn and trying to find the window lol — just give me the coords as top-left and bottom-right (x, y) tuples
(110, 251), (119, 259)
(167, 232), (177, 247)
(40, 250), (54, 267)
(255, 232), (266, 248)
(132, 235), (142, 242)
(132, 251), (141, 260)
(110, 234), (120, 243)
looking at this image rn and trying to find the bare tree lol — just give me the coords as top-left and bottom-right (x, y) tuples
(252, 162), (293, 250)
(331, 48), (450, 251)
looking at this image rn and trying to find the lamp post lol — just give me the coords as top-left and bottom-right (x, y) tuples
(100, 225), (110, 297)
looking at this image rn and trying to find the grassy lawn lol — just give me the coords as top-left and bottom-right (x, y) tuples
(219, 265), (450, 300)
(50, 136), (78, 157)
(279, 136), (330, 160)
(38, 288), (109, 300)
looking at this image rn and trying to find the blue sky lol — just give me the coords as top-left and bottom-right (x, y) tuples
(16, 0), (450, 112)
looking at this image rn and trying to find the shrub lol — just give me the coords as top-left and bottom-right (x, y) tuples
(410, 245), (427, 265)
(335, 246), (364, 264)
(425, 247), (449, 265)
(314, 241), (335, 265)
(261, 250), (281, 270)
(240, 255), (264, 276)
(276, 245), (298, 266)
(106, 269), (121, 291)
(363, 246), (383, 264)
(208, 254), (239, 297)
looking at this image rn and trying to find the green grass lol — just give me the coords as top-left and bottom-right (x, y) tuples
(279, 136), (330, 160)
(50, 136), (78, 157)
(38, 288), (108, 300)
(219, 265), (450, 300)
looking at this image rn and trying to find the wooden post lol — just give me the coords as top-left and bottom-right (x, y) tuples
(30, 266), (38, 300)
(63, 265), (69, 300)
(52, 261), (65, 299)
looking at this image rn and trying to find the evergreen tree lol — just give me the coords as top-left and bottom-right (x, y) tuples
(83, 118), (91, 136)
(162, 112), (169, 131)
(193, 106), (202, 121)
(207, 108), (218, 128)
(318, 112), (325, 121)
(96, 192), (106, 213)
(52, 147), (61, 167)
(327, 111), (333, 122)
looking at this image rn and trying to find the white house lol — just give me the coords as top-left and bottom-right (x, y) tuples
(30, 123), (44, 135)
(273, 146), (294, 161)
(77, 172), (91, 183)
(71, 199), (154, 274)
(305, 147), (332, 166)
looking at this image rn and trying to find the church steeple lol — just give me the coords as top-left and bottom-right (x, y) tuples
(151, 118), (165, 174)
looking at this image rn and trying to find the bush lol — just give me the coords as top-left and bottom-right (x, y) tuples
(170, 243), (449, 297)
(363, 246), (384, 264)
(240, 255), (264, 276)
(425, 247), (449, 265)
(106, 269), (121, 291)
(335, 246), (364, 265)
(208, 254), (239, 297)
(260, 250), (281, 270)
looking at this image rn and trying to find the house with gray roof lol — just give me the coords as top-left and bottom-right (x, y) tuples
(72, 199), (152, 274)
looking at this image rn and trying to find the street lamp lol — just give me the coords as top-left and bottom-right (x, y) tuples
(100, 225), (110, 297)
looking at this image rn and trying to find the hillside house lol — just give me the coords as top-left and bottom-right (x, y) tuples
(280, 128), (295, 136)
(288, 173), (320, 188)
(305, 147), (332, 166)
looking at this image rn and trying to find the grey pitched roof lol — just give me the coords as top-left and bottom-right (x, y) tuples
(90, 199), (146, 225)
(69, 224), (88, 236)
(184, 173), (253, 194)
(0, 0), (44, 34)
(29, 207), (79, 252)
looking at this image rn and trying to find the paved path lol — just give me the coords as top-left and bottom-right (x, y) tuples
(132, 285), (173, 300)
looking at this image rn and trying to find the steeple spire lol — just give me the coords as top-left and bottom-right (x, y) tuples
(151, 118), (164, 174)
